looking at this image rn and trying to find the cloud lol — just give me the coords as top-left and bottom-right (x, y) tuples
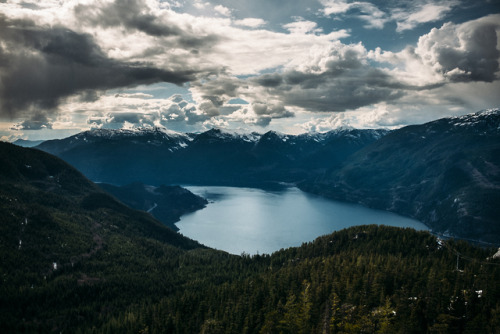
(320, 0), (354, 15)
(190, 12), (500, 120)
(214, 5), (231, 17)
(414, 14), (500, 82)
(300, 113), (352, 132)
(252, 102), (294, 118)
(11, 112), (53, 130)
(393, 2), (456, 32)
(320, 0), (388, 29)
(233, 18), (266, 28)
(1, 0), (499, 136)
(251, 42), (406, 112)
(283, 19), (321, 34)
(367, 14), (500, 86)
(73, 0), (221, 49)
(320, 0), (458, 31)
(83, 93), (214, 130)
(0, 14), (198, 118)
(193, 1), (209, 10)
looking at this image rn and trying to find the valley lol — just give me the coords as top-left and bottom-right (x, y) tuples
(2, 1), (499, 331)
(35, 109), (500, 245)
(0, 111), (500, 333)
(1, 120), (500, 332)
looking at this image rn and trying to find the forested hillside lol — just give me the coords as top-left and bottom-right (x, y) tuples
(93, 226), (500, 334)
(98, 182), (207, 230)
(1, 142), (500, 333)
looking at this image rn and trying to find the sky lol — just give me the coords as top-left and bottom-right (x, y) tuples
(1, 0), (499, 141)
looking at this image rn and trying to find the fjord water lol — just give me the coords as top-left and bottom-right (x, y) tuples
(177, 186), (428, 255)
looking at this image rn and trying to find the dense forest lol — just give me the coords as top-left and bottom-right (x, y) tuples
(1, 143), (500, 333)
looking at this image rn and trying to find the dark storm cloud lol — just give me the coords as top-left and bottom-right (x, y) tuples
(254, 73), (283, 87)
(252, 102), (294, 118)
(74, 0), (181, 37)
(0, 15), (197, 118)
(10, 112), (52, 130)
(74, 0), (220, 49)
(442, 23), (499, 82)
(250, 67), (407, 112)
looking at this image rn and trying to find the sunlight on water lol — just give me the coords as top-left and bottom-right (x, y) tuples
(177, 186), (428, 255)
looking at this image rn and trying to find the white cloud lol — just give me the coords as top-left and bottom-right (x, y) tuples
(283, 19), (321, 34)
(233, 18), (266, 28)
(320, 0), (353, 15)
(214, 4), (231, 17)
(394, 3), (456, 32)
(321, 0), (459, 31)
(320, 0), (388, 29)
(193, 1), (209, 10)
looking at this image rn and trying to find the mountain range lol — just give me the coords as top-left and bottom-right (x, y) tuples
(300, 109), (500, 244)
(32, 109), (500, 244)
(36, 127), (388, 186)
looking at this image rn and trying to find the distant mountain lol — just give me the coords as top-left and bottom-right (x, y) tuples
(36, 127), (388, 186)
(98, 182), (207, 230)
(12, 139), (45, 147)
(300, 109), (500, 244)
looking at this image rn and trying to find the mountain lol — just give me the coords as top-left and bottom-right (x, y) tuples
(0, 141), (204, 331)
(0, 141), (200, 248)
(36, 127), (388, 186)
(98, 182), (207, 230)
(12, 139), (45, 147)
(1, 142), (499, 333)
(300, 109), (500, 244)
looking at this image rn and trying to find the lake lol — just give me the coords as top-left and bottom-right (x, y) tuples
(176, 186), (429, 255)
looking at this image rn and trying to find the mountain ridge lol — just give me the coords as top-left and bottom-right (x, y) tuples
(36, 127), (388, 186)
(300, 108), (500, 244)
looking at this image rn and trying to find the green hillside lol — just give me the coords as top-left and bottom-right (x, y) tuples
(1, 142), (499, 333)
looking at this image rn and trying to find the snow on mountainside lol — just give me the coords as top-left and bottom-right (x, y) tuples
(450, 108), (500, 130)
(300, 108), (500, 245)
(74, 127), (194, 141)
(192, 128), (262, 143)
(415, 108), (500, 134)
(35, 125), (388, 186)
(37, 127), (194, 155)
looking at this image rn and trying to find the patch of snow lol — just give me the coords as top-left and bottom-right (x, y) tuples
(144, 185), (157, 194)
(491, 248), (500, 259)
(147, 203), (158, 213)
(215, 128), (262, 142)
